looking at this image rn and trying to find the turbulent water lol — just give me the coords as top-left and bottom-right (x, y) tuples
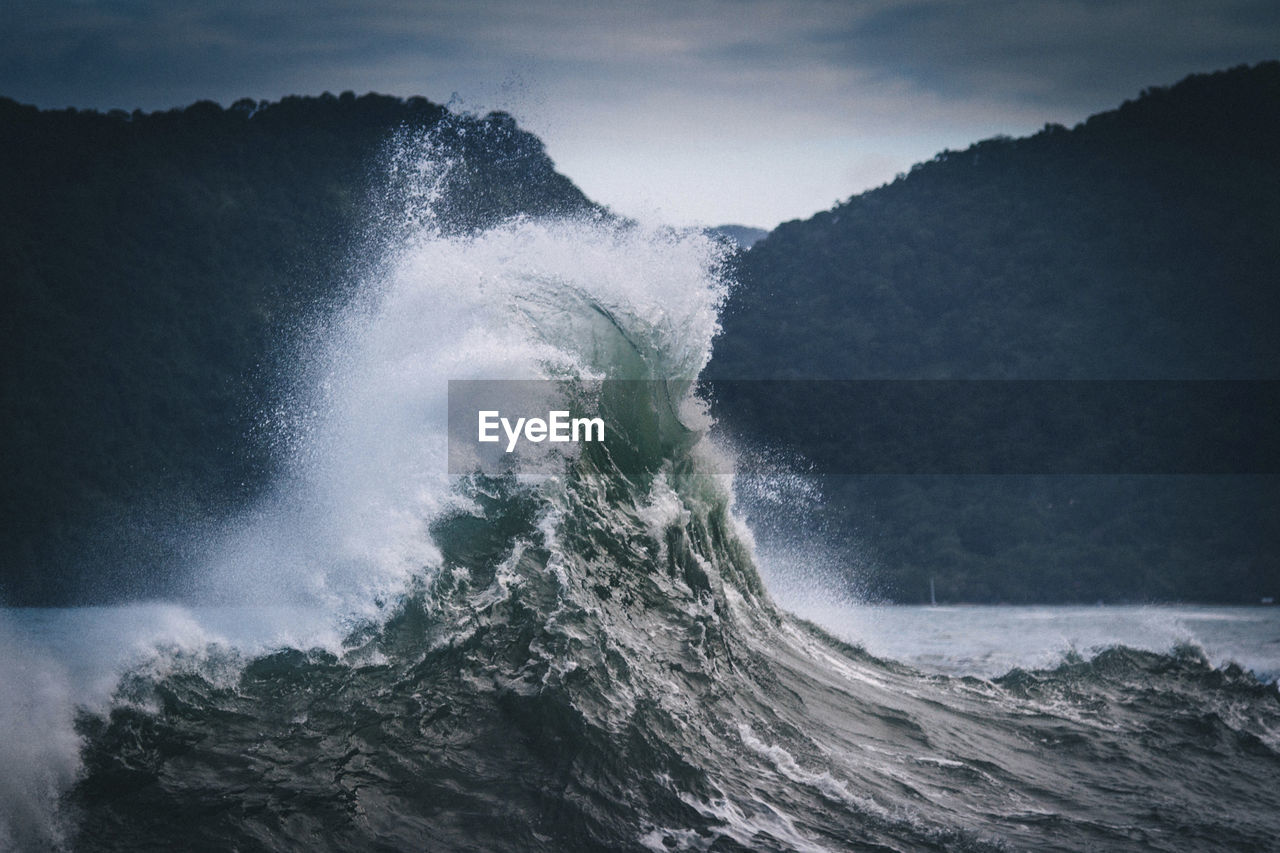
(780, 604), (1280, 683)
(4, 137), (1280, 852)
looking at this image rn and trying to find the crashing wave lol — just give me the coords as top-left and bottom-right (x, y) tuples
(46, 134), (1280, 853)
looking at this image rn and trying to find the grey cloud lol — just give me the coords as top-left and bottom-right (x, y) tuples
(0, 0), (479, 108)
(5, 0), (1276, 112)
(828, 0), (1280, 109)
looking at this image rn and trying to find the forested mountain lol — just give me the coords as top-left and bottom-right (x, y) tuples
(3, 66), (1277, 606)
(712, 63), (1280, 381)
(708, 63), (1280, 604)
(0, 93), (597, 604)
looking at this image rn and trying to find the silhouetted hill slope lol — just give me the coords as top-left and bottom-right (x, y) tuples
(711, 62), (1280, 381)
(708, 63), (1280, 604)
(0, 93), (598, 604)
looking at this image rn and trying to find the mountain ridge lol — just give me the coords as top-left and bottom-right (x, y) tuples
(713, 61), (1280, 381)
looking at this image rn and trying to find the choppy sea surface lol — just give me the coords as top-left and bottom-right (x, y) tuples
(7, 603), (1278, 707)
(5, 600), (1279, 852)
(785, 603), (1280, 682)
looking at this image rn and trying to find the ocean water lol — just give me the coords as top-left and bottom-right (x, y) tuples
(2, 126), (1278, 852)
(5, 597), (1278, 851)
(9, 603), (1276, 707)
(782, 603), (1280, 683)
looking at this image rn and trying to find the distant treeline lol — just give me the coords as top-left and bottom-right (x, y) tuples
(0, 92), (596, 604)
(707, 62), (1280, 604)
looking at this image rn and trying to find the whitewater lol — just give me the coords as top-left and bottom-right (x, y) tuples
(2, 130), (1279, 852)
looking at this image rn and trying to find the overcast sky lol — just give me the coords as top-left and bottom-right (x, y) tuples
(2, 1), (1277, 227)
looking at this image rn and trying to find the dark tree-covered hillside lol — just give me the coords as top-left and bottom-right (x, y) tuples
(713, 63), (1280, 381)
(0, 93), (598, 604)
(708, 63), (1280, 604)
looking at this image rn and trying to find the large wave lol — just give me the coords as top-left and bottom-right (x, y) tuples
(18, 132), (1280, 852)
